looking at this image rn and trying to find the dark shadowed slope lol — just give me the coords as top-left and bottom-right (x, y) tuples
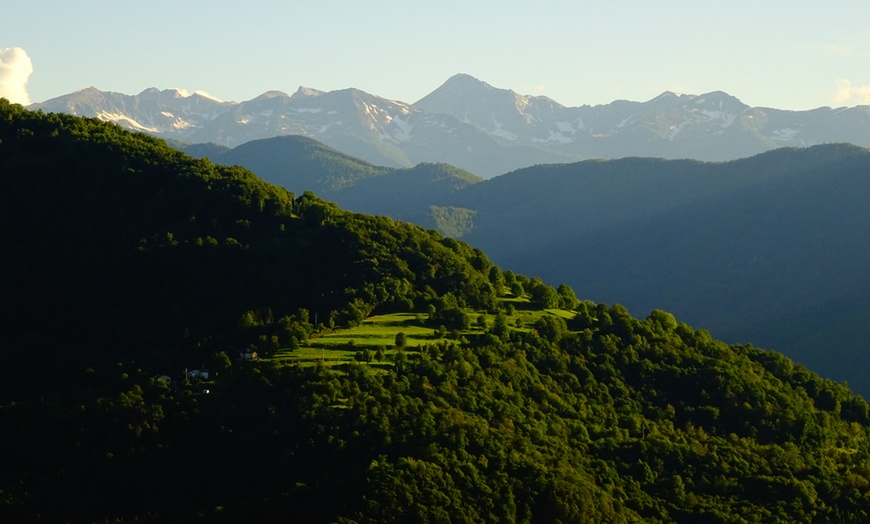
(446, 145), (870, 394)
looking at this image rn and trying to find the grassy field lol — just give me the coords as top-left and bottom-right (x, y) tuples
(262, 302), (576, 367)
(317, 312), (437, 347)
(545, 308), (577, 319)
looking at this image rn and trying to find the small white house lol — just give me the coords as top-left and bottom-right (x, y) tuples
(239, 350), (258, 361)
(188, 369), (209, 380)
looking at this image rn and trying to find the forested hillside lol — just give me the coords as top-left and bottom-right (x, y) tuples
(440, 147), (870, 396)
(209, 134), (390, 192)
(0, 102), (496, 398)
(191, 137), (870, 394)
(3, 100), (870, 522)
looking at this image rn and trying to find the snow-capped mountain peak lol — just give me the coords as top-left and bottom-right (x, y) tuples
(28, 75), (870, 178)
(293, 86), (324, 98)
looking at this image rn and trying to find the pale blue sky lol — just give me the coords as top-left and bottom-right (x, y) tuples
(4, 0), (870, 109)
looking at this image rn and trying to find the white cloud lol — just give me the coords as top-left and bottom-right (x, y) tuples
(832, 79), (870, 105)
(0, 47), (33, 105)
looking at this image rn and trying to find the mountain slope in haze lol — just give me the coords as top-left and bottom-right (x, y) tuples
(213, 134), (390, 192)
(332, 162), (482, 216)
(439, 144), (870, 395)
(30, 86), (234, 133)
(208, 134), (483, 216)
(184, 87), (420, 168)
(30, 74), (870, 178)
(417, 74), (870, 163)
(4, 100), (870, 522)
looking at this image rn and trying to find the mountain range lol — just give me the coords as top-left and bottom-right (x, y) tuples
(29, 74), (870, 178)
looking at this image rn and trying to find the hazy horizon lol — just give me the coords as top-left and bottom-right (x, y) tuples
(3, 1), (870, 110)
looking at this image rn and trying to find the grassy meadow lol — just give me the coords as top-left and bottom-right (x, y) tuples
(263, 300), (576, 367)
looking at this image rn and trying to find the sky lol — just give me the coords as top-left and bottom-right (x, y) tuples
(3, 0), (870, 110)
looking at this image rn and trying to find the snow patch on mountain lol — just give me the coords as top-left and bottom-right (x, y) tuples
(172, 121), (193, 130)
(319, 122), (342, 133)
(490, 117), (516, 140)
(771, 128), (801, 141)
(700, 109), (736, 128)
(668, 121), (691, 141)
(173, 88), (223, 102)
(389, 116), (414, 142)
(615, 115), (634, 130)
(533, 130), (572, 144)
(555, 121), (579, 134)
(96, 111), (158, 132)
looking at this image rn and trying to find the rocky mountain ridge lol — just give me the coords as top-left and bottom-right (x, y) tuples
(29, 74), (870, 177)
